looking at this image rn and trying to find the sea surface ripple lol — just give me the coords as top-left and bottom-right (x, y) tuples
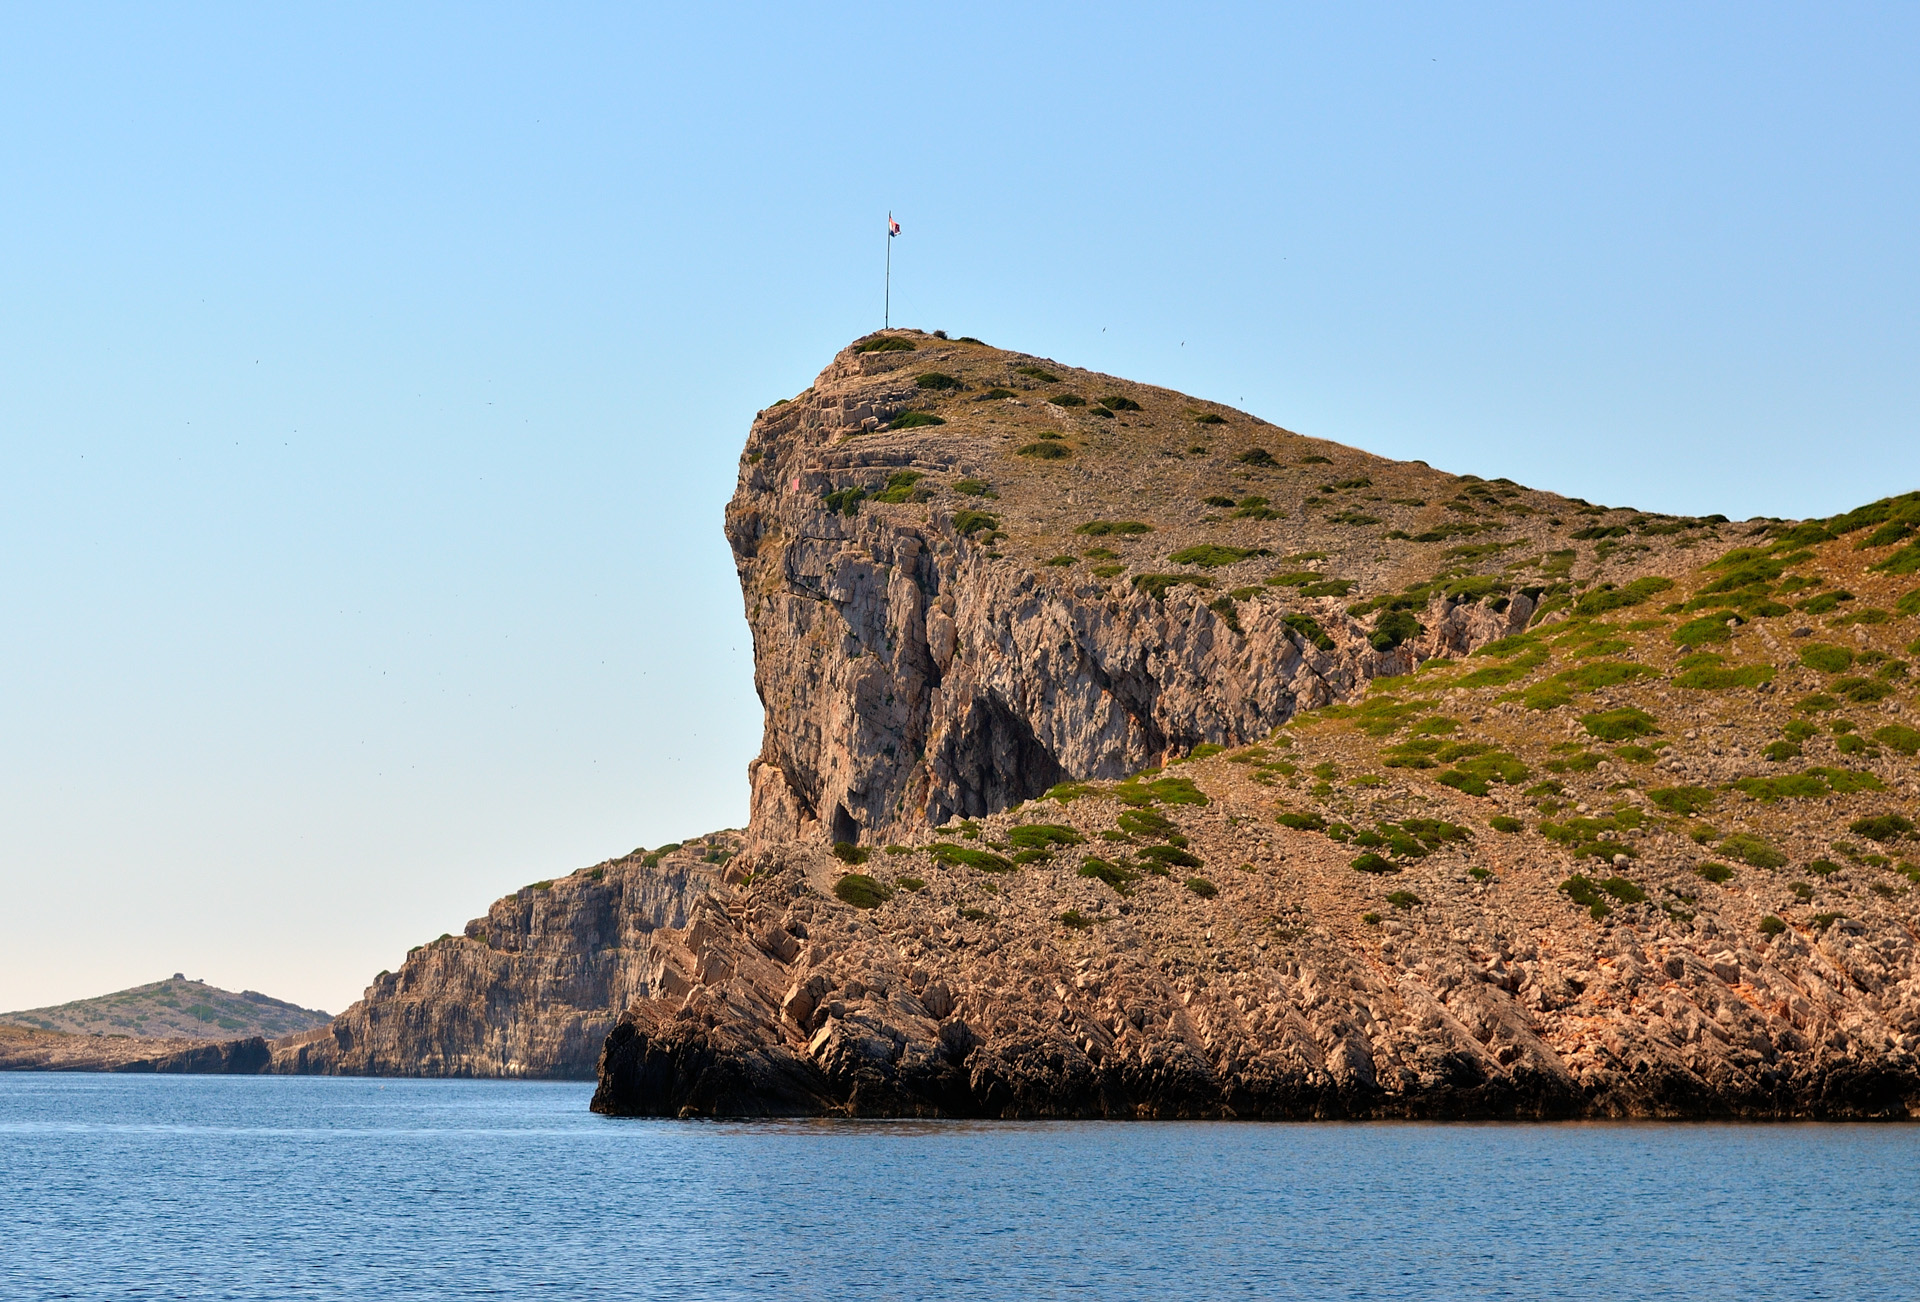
(2, 1074), (1916, 1300)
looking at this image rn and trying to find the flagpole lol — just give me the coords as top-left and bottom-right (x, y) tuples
(884, 212), (892, 329)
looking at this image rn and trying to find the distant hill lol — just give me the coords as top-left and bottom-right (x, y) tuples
(1, 976), (330, 1041)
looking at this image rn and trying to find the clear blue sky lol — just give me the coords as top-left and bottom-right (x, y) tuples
(2, 4), (1915, 1012)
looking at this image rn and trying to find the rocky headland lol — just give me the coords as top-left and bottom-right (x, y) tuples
(295, 331), (1920, 1118)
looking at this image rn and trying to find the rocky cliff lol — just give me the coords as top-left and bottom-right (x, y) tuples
(590, 331), (1920, 1119)
(289, 330), (1920, 1118)
(272, 834), (739, 1078)
(727, 337), (1558, 847)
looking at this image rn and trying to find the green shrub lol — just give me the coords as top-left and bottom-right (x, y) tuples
(916, 372), (960, 389)
(1113, 775), (1210, 807)
(1141, 844), (1203, 870)
(1808, 859), (1842, 877)
(1100, 394), (1143, 411)
(1007, 823), (1085, 850)
(888, 410), (946, 430)
(1185, 877), (1218, 898)
(954, 478), (994, 497)
(1277, 811), (1327, 832)
(1674, 659), (1774, 690)
(1047, 555), (1077, 566)
(1573, 576), (1675, 616)
(1385, 890), (1422, 909)
(823, 486), (867, 516)
(1797, 643), (1854, 674)
(1370, 610), (1424, 652)
(854, 336), (915, 353)
(1694, 862), (1735, 883)
(929, 843), (1015, 872)
(873, 470), (927, 504)
(1489, 815), (1524, 834)
(1017, 441), (1072, 460)
(1170, 544), (1268, 568)
(1581, 707), (1660, 742)
(1203, 495), (1236, 508)
(1850, 814), (1915, 843)
(1671, 616), (1734, 647)
(1718, 833), (1787, 869)
(1763, 739), (1802, 762)
(1015, 365), (1059, 381)
(1832, 676), (1894, 703)
(1047, 393), (1086, 407)
(1895, 589), (1920, 617)
(976, 387), (1015, 400)
(833, 874), (893, 908)
(1351, 852), (1397, 874)
(1731, 774), (1829, 803)
(1873, 724), (1920, 755)
(1560, 875), (1611, 920)
(1872, 544), (1920, 575)
(1796, 692), (1840, 712)
(896, 877), (927, 892)
(1058, 909), (1095, 930)
(1077, 857), (1138, 892)
(1118, 807), (1177, 839)
(528, 880), (554, 892)
(1283, 614), (1336, 651)
(1134, 573), (1213, 600)
(1076, 519), (1154, 536)
(1597, 876), (1647, 903)
(1758, 915), (1787, 937)
(1436, 751), (1529, 796)
(952, 509), (1000, 536)
(1614, 745), (1660, 764)
(832, 841), (871, 865)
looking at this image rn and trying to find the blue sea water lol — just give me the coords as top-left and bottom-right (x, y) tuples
(1, 1075), (1916, 1300)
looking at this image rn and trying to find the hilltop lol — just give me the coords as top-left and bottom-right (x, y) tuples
(1, 976), (329, 1042)
(284, 330), (1920, 1118)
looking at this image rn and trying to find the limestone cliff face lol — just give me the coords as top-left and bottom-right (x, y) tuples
(273, 836), (736, 1079)
(727, 345), (1531, 848)
(281, 331), (1920, 1118)
(588, 332), (1920, 1120)
(593, 804), (1920, 1122)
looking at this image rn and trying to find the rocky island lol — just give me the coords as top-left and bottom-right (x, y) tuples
(285, 331), (1920, 1120)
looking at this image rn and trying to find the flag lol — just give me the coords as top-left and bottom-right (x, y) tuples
(888, 215), (900, 237)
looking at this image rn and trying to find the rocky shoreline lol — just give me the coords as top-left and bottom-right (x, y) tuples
(140, 330), (1920, 1121)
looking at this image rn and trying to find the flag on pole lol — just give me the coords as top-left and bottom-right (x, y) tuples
(888, 216), (900, 236)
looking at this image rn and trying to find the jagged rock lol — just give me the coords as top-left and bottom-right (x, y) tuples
(270, 835), (739, 1078)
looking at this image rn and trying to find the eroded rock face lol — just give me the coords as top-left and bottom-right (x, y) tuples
(589, 332), (1920, 1119)
(727, 347), (1532, 848)
(283, 332), (1920, 1118)
(592, 805), (1920, 1122)
(272, 837), (737, 1079)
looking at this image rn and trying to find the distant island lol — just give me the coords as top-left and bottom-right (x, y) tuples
(2, 974), (329, 1040)
(0, 976), (327, 1072)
